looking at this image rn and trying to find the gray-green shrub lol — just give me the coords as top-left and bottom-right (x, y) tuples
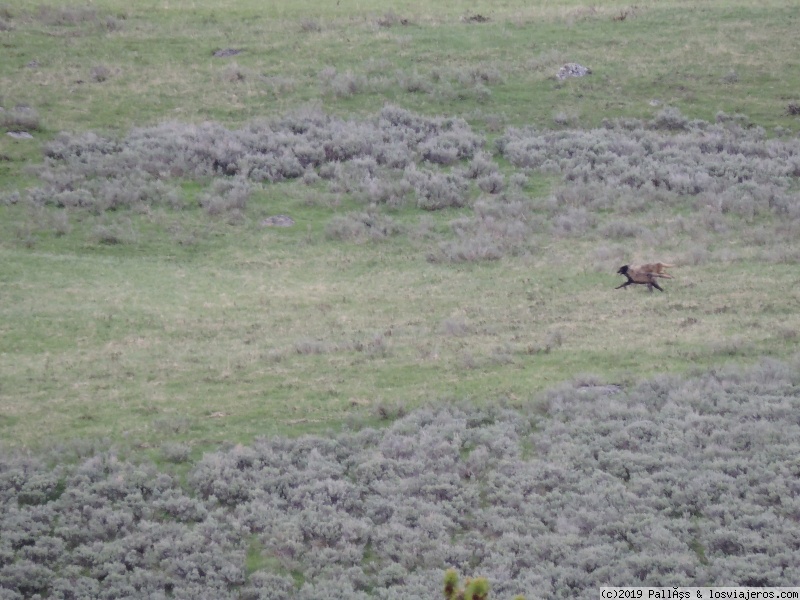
(2, 360), (800, 598)
(1, 105), (41, 131)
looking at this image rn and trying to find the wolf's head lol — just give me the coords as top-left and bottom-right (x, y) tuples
(617, 265), (629, 275)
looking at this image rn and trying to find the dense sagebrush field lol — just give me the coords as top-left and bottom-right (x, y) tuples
(1, 0), (799, 598)
(2, 362), (800, 598)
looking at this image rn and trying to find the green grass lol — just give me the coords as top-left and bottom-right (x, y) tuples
(2, 208), (798, 451)
(1, 0), (798, 133)
(1, 0), (799, 453)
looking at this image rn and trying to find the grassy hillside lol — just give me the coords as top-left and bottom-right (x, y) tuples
(1, 2), (800, 598)
(1, 0), (799, 132)
(1, 0), (799, 456)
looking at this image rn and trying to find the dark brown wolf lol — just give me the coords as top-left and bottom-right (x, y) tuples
(616, 262), (674, 292)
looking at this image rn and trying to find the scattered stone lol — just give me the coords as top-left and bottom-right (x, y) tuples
(7, 131), (34, 139)
(26, 60), (40, 68)
(556, 63), (592, 80)
(213, 48), (243, 58)
(261, 215), (295, 228)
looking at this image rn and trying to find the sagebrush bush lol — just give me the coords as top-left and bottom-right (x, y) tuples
(29, 105), (487, 213)
(91, 218), (138, 245)
(35, 5), (99, 26)
(325, 212), (403, 242)
(161, 442), (192, 463)
(319, 67), (366, 98)
(428, 193), (546, 262)
(550, 206), (596, 238)
(599, 220), (644, 239)
(299, 17), (321, 32)
(476, 172), (505, 194)
(1, 105), (41, 131)
(651, 106), (690, 131)
(2, 360), (800, 598)
(354, 175), (413, 208)
(10, 105), (800, 258)
(198, 177), (252, 216)
(90, 64), (112, 83)
(395, 69), (431, 94)
(497, 118), (800, 201)
(404, 166), (470, 211)
(462, 152), (499, 180)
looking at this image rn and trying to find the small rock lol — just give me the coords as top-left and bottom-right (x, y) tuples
(261, 215), (295, 227)
(556, 63), (592, 80)
(7, 131), (34, 139)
